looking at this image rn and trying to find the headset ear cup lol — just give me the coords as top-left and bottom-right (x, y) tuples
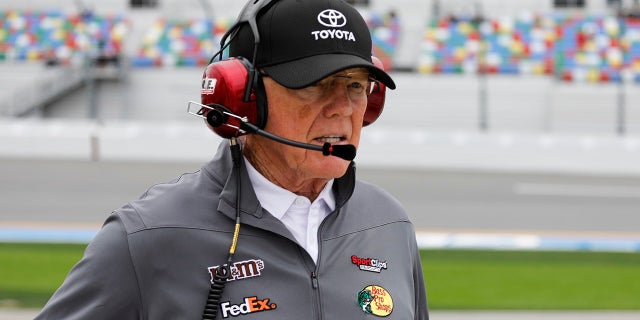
(363, 81), (385, 126)
(201, 57), (261, 138)
(363, 56), (387, 126)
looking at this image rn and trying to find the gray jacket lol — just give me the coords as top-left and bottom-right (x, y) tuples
(36, 141), (429, 319)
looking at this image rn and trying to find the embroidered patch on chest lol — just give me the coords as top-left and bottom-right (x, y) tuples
(357, 285), (394, 317)
(351, 255), (388, 273)
(220, 296), (277, 318)
(208, 259), (265, 282)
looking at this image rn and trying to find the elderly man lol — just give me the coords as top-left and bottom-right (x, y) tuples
(36, 0), (428, 319)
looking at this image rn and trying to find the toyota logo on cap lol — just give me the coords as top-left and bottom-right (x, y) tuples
(317, 9), (347, 28)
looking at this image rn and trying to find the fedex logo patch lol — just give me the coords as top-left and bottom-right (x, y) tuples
(220, 296), (277, 318)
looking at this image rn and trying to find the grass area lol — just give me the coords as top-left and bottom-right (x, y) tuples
(1, 243), (639, 310)
(0, 243), (86, 309)
(422, 249), (640, 310)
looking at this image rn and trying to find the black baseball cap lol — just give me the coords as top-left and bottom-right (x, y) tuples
(228, 0), (395, 90)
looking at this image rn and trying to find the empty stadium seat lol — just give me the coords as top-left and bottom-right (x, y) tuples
(129, 10), (400, 69)
(0, 10), (129, 65)
(130, 18), (229, 68)
(418, 11), (640, 83)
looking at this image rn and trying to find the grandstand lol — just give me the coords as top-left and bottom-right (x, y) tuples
(418, 9), (640, 82)
(1, 0), (640, 139)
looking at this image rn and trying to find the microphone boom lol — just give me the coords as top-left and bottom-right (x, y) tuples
(188, 101), (357, 161)
(240, 122), (356, 161)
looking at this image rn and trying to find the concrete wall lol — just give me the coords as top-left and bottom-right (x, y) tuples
(25, 69), (639, 136)
(3, 118), (640, 177)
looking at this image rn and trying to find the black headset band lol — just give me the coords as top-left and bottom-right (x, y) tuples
(211, 0), (277, 64)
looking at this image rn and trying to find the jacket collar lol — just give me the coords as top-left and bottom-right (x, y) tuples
(207, 140), (355, 225)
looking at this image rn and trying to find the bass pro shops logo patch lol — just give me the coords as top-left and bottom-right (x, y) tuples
(357, 285), (393, 317)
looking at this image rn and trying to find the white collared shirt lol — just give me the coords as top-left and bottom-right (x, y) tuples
(244, 158), (336, 263)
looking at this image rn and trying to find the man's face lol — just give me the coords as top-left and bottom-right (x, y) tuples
(248, 68), (371, 181)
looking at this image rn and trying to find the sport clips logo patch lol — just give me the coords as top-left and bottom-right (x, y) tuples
(351, 255), (388, 273)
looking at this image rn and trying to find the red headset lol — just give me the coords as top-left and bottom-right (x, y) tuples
(199, 56), (387, 139)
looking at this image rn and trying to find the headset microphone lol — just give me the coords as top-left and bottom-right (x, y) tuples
(239, 121), (357, 161)
(189, 102), (357, 161)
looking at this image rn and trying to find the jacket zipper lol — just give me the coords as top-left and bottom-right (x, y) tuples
(310, 207), (338, 320)
(310, 271), (322, 320)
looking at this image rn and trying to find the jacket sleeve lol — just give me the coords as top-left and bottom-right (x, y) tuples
(412, 233), (429, 320)
(35, 214), (142, 320)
